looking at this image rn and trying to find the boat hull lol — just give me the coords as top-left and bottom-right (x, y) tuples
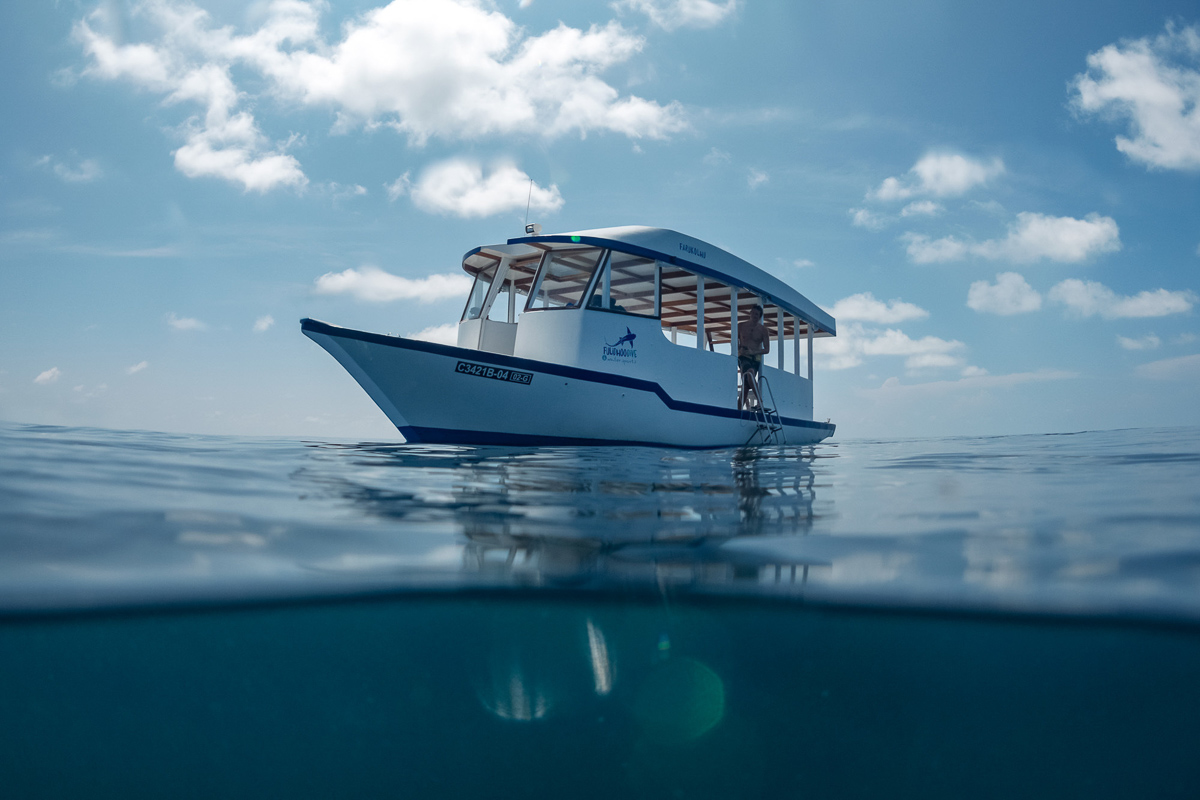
(302, 319), (835, 448)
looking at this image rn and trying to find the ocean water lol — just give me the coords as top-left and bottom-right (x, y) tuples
(2, 421), (1200, 797)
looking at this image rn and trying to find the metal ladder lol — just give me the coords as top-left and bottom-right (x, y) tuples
(741, 370), (786, 446)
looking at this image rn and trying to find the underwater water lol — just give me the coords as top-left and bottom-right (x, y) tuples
(2, 422), (1200, 797)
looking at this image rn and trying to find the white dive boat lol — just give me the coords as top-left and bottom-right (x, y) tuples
(302, 226), (836, 447)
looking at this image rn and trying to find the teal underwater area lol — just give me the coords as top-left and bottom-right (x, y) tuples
(2, 422), (1200, 797)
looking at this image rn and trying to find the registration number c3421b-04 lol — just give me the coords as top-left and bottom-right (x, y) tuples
(455, 361), (534, 385)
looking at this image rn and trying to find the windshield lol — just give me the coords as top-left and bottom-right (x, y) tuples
(461, 264), (497, 321)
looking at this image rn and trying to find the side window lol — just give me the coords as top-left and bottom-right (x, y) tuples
(586, 252), (658, 316)
(525, 248), (606, 311)
(658, 268), (736, 351)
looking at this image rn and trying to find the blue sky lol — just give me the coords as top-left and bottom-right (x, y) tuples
(1, 0), (1198, 439)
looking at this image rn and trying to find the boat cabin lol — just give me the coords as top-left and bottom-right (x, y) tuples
(455, 226), (835, 420)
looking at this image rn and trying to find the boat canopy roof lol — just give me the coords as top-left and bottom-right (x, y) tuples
(462, 225), (835, 336)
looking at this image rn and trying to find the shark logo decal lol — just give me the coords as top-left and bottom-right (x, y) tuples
(606, 327), (637, 348)
(602, 327), (638, 363)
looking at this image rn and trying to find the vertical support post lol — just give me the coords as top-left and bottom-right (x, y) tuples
(695, 276), (705, 350)
(793, 316), (800, 374)
(671, 327), (677, 344)
(776, 306), (785, 370)
(730, 287), (739, 357)
(654, 261), (662, 317)
(507, 278), (515, 323)
(807, 323), (814, 381)
(601, 256), (611, 308)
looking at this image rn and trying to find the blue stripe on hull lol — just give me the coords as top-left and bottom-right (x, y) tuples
(301, 318), (836, 437)
(398, 424), (826, 448)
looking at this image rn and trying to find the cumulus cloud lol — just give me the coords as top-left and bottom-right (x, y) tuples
(702, 147), (731, 165)
(166, 312), (206, 330)
(904, 213), (1120, 264)
(900, 200), (942, 217)
(37, 153), (103, 183)
(126, 361), (149, 374)
(828, 292), (929, 324)
(1117, 334), (1160, 350)
(903, 233), (968, 262)
(967, 272), (1042, 315)
(410, 160), (563, 217)
(314, 266), (471, 302)
(613, 0), (740, 31)
(1049, 279), (1195, 319)
(861, 369), (1077, 399)
(74, 0), (685, 191)
(1072, 23), (1200, 171)
(34, 367), (62, 385)
(871, 152), (1004, 201)
(407, 323), (459, 345)
(1136, 353), (1200, 379)
(849, 208), (889, 230)
(814, 322), (964, 371)
(253, 315), (275, 332)
(746, 168), (769, 189)
(385, 172), (412, 201)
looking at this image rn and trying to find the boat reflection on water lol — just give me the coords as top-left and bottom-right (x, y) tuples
(298, 443), (830, 593)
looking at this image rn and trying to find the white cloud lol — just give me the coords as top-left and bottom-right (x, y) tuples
(1049, 279), (1196, 319)
(967, 272), (1042, 315)
(904, 213), (1120, 264)
(1136, 353), (1200, 380)
(407, 323), (459, 345)
(166, 312), (206, 330)
(702, 147), (731, 165)
(793, 258), (815, 268)
(903, 233), (969, 262)
(613, 0), (740, 31)
(34, 367), (62, 385)
(39, 154), (103, 183)
(828, 292), (929, 324)
(1175, 333), (1198, 344)
(1073, 23), (1200, 171)
(328, 182), (367, 200)
(861, 369), (1076, 399)
(961, 365), (989, 377)
(850, 208), (890, 230)
(314, 266), (471, 302)
(900, 200), (942, 217)
(385, 172), (412, 201)
(253, 315), (275, 332)
(1117, 334), (1160, 350)
(74, 0), (685, 192)
(126, 361), (149, 374)
(871, 152), (1004, 201)
(410, 159), (563, 218)
(746, 168), (769, 189)
(814, 322), (964, 371)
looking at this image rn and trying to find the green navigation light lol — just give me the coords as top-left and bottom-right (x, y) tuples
(570, 235), (581, 243)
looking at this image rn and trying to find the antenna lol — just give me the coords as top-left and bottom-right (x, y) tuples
(524, 177), (533, 228)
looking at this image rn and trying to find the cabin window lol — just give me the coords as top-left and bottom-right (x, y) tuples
(461, 264), (497, 321)
(659, 269), (738, 351)
(524, 247), (606, 311)
(585, 251), (658, 317)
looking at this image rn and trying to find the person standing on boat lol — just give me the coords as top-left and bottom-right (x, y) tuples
(738, 304), (770, 409)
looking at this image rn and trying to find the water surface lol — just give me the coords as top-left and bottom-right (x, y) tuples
(2, 422), (1199, 798)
